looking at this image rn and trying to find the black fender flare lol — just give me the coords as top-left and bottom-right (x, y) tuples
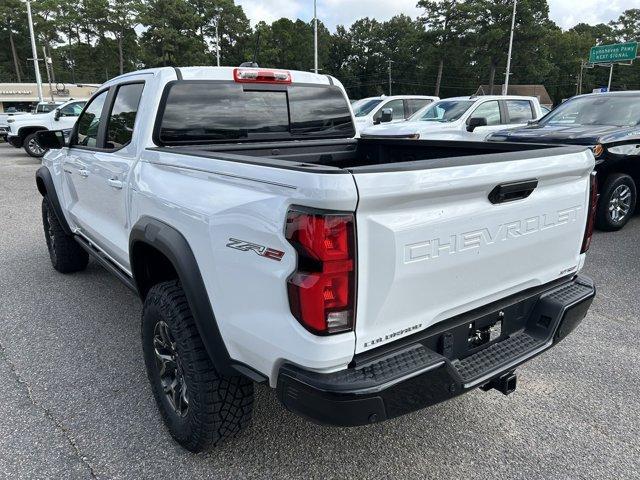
(129, 217), (239, 377)
(35, 166), (73, 236)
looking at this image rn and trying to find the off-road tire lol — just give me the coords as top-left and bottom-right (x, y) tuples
(142, 280), (254, 452)
(595, 173), (636, 231)
(24, 132), (47, 158)
(42, 197), (89, 273)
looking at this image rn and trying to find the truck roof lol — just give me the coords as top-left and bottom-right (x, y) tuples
(573, 90), (640, 99)
(356, 95), (440, 102)
(447, 95), (540, 102)
(104, 66), (337, 87)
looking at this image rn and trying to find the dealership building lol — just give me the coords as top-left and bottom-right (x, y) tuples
(0, 83), (100, 113)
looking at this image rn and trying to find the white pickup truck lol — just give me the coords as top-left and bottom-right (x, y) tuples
(6, 99), (86, 157)
(35, 66), (596, 452)
(361, 95), (545, 141)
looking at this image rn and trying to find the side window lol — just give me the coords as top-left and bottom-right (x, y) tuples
(406, 99), (430, 116)
(59, 102), (86, 117)
(469, 101), (501, 126)
(374, 99), (405, 121)
(506, 100), (535, 124)
(75, 91), (108, 148)
(106, 83), (144, 149)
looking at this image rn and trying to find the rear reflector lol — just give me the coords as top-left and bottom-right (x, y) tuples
(233, 68), (291, 84)
(581, 172), (598, 253)
(285, 207), (356, 335)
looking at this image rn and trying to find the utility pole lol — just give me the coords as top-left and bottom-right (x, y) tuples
(42, 46), (54, 102)
(577, 59), (585, 95)
(387, 59), (393, 96)
(26, 0), (43, 102)
(313, 0), (318, 74)
(215, 17), (221, 67)
(607, 64), (614, 91)
(502, 0), (517, 95)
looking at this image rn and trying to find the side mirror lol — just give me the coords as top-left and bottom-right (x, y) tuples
(54, 109), (61, 121)
(467, 117), (488, 132)
(36, 130), (66, 150)
(380, 108), (393, 123)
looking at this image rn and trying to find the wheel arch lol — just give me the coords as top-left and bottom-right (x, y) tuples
(35, 166), (73, 235)
(18, 125), (48, 140)
(129, 216), (239, 377)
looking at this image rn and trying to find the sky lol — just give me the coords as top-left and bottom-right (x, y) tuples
(235, 0), (640, 31)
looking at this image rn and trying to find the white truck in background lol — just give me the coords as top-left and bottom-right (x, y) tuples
(352, 95), (439, 132)
(6, 99), (86, 157)
(35, 66), (596, 452)
(362, 95), (545, 141)
(0, 101), (65, 142)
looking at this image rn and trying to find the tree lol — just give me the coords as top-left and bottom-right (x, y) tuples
(139, 0), (205, 67)
(108, 0), (142, 75)
(191, 0), (251, 66)
(0, 0), (27, 82)
(418, 0), (468, 95)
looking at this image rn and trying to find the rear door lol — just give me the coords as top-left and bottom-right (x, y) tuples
(405, 98), (432, 117)
(504, 99), (537, 127)
(350, 148), (594, 353)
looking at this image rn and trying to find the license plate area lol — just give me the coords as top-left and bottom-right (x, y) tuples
(436, 297), (536, 361)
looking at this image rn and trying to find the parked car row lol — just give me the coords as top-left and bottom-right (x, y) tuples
(360, 95), (545, 141)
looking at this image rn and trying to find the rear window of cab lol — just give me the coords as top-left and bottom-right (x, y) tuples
(156, 82), (355, 145)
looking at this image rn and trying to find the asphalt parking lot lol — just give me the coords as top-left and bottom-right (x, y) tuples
(0, 141), (639, 480)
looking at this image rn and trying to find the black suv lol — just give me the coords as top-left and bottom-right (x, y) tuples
(488, 91), (640, 231)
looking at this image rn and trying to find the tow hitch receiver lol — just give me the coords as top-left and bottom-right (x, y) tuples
(481, 372), (517, 396)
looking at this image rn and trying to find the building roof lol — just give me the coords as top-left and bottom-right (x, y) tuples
(475, 84), (553, 106)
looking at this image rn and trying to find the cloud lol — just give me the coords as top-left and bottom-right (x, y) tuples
(548, 0), (634, 29)
(235, 0), (640, 30)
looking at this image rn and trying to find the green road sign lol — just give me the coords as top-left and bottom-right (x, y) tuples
(589, 42), (638, 64)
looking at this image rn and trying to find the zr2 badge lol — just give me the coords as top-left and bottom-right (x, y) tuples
(226, 238), (285, 262)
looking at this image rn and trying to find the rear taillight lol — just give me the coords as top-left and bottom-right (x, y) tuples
(581, 172), (598, 253)
(285, 207), (356, 335)
(233, 68), (291, 84)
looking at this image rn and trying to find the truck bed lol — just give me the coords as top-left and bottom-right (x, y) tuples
(152, 138), (587, 172)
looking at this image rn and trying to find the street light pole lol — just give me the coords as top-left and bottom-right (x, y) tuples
(42, 46), (54, 102)
(313, 0), (318, 74)
(26, 0), (43, 102)
(502, 0), (517, 95)
(215, 17), (221, 67)
(607, 63), (614, 91)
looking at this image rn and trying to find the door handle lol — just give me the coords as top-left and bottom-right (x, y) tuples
(108, 178), (123, 190)
(63, 168), (73, 175)
(488, 179), (538, 204)
(78, 169), (89, 178)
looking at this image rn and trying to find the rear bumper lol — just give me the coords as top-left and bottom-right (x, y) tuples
(277, 275), (595, 426)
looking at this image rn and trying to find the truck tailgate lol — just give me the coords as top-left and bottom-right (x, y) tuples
(351, 148), (594, 353)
